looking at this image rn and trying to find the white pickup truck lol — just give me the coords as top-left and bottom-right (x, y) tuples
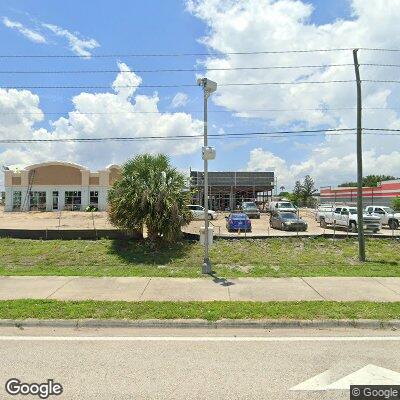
(318, 205), (381, 233)
(365, 205), (400, 230)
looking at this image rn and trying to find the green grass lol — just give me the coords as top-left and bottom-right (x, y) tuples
(0, 237), (399, 278)
(1, 300), (400, 320)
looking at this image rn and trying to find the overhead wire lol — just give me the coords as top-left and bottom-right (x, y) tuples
(0, 47), (399, 58)
(1, 128), (399, 144)
(1, 63), (399, 75)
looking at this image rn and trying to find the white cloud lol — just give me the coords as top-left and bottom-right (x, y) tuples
(188, 0), (400, 187)
(246, 148), (293, 187)
(42, 23), (99, 57)
(112, 62), (142, 99)
(171, 92), (189, 108)
(2, 17), (46, 43)
(0, 64), (203, 189)
(247, 145), (400, 190)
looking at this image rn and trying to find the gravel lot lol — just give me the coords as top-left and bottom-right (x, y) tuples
(0, 206), (398, 237)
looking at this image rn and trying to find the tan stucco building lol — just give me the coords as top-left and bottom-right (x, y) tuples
(4, 161), (121, 212)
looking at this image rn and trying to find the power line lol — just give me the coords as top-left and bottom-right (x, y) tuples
(0, 128), (355, 143)
(362, 63), (400, 68)
(0, 47), (399, 59)
(2, 128), (400, 144)
(365, 128), (400, 132)
(0, 80), (356, 90)
(0, 63), (397, 76)
(359, 47), (400, 52)
(0, 64), (355, 74)
(3, 79), (400, 91)
(3, 62), (400, 74)
(0, 48), (356, 58)
(363, 79), (400, 84)
(1, 107), (399, 117)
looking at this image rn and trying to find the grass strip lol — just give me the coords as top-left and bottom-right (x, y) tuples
(0, 237), (399, 277)
(0, 300), (400, 321)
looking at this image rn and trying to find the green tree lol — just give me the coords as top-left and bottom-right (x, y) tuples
(393, 197), (400, 212)
(339, 175), (396, 188)
(301, 175), (317, 206)
(108, 154), (192, 242)
(363, 175), (396, 187)
(290, 180), (302, 206)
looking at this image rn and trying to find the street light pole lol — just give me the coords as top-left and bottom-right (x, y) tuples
(198, 78), (217, 274)
(203, 86), (210, 274)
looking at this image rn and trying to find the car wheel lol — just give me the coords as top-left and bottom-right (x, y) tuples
(320, 218), (327, 228)
(389, 219), (399, 230)
(350, 221), (357, 233)
(209, 214), (213, 220)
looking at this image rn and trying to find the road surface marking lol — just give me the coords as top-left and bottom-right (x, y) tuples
(291, 364), (400, 391)
(0, 336), (400, 342)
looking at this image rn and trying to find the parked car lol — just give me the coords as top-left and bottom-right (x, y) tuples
(365, 205), (400, 230)
(269, 200), (297, 214)
(270, 211), (308, 231)
(319, 205), (381, 233)
(241, 201), (261, 219)
(188, 205), (217, 220)
(226, 213), (252, 232)
(315, 204), (335, 222)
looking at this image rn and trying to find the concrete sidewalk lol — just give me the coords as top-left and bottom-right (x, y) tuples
(1, 276), (400, 302)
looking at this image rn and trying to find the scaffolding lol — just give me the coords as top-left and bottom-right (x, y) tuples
(190, 170), (274, 211)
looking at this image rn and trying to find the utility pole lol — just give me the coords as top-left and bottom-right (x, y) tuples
(197, 78), (217, 274)
(353, 48), (366, 261)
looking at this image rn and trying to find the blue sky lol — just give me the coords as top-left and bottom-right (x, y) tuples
(0, 0), (399, 190)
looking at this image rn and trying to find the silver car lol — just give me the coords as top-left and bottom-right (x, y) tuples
(270, 211), (307, 231)
(188, 204), (217, 220)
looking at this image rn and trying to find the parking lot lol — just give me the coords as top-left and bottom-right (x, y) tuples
(0, 206), (398, 237)
(182, 209), (400, 237)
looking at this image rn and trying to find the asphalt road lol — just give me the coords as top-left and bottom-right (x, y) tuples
(0, 327), (400, 399)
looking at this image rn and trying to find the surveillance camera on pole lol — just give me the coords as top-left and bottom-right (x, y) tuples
(197, 77), (217, 274)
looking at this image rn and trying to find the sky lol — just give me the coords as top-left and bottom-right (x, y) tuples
(0, 0), (399, 191)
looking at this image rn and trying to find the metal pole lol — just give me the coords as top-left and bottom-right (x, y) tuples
(353, 49), (366, 262)
(203, 89), (211, 274)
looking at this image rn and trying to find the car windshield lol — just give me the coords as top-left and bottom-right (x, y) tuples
(279, 203), (293, 208)
(349, 209), (358, 214)
(243, 203), (257, 207)
(382, 207), (395, 213)
(280, 212), (297, 219)
(231, 214), (248, 220)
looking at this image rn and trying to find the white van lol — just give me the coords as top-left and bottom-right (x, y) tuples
(269, 201), (297, 214)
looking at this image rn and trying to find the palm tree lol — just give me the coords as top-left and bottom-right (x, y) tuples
(108, 154), (192, 242)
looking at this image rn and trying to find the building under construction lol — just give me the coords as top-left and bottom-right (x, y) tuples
(190, 170), (275, 211)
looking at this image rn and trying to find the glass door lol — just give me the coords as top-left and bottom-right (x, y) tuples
(52, 191), (59, 210)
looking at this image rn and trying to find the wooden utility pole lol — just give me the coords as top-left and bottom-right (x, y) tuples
(353, 49), (366, 261)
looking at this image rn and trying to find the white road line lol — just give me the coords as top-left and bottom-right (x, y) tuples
(0, 336), (399, 342)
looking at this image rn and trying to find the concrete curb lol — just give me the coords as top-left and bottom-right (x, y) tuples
(1, 318), (400, 330)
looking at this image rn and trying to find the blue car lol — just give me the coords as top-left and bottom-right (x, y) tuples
(226, 213), (252, 232)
